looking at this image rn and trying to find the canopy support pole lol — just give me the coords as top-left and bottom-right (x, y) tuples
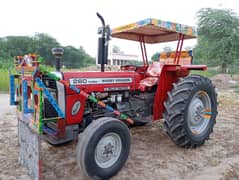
(174, 33), (185, 65)
(139, 36), (149, 67)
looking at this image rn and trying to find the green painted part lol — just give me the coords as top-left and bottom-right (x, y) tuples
(38, 57), (43, 62)
(46, 72), (60, 81)
(88, 95), (98, 103)
(18, 99), (22, 111)
(39, 66), (47, 73)
(39, 90), (43, 134)
(39, 67), (60, 81)
(120, 113), (128, 120)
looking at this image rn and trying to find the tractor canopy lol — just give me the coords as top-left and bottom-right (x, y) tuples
(111, 18), (197, 43)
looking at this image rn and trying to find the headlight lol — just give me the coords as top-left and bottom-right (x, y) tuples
(71, 101), (81, 115)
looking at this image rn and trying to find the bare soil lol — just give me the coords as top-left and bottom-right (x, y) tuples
(0, 74), (239, 180)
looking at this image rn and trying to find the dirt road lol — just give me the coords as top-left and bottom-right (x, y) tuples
(0, 74), (239, 180)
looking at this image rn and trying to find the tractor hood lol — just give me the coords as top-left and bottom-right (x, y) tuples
(63, 71), (142, 94)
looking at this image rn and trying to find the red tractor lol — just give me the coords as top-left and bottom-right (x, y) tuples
(10, 13), (217, 179)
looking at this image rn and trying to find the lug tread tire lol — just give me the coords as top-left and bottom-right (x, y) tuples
(163, 75), (217, 148)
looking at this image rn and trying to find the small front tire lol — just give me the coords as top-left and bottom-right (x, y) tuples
(76, 117), (130, 179)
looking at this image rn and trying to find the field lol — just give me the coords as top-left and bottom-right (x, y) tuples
(0, 69), (10, 92)
(0, 74), (239, 179)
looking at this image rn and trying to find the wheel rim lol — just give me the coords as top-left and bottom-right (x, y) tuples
(187, 91), (212, 135)
(95, 132), (122, 168)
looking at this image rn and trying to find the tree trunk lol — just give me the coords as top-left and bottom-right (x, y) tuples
(221, 63), (227, 73)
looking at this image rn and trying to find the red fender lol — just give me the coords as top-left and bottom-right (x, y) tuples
(153, 65), (190, 120)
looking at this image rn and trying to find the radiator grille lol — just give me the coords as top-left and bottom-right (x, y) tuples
(43, 98), (58, 118)
(42, 75), (57, 89)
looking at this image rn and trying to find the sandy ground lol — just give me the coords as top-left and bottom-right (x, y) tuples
(0, 74), (239, 180)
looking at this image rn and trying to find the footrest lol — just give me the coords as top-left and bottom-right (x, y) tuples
(43, 125), (57, 136)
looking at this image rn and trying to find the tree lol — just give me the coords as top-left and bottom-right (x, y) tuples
(151, 52), (160, 61)
(63, 46), (95, 68)
(0, 34), (95, 68)
(33, 33), (60, 66)
(195, 8), (239, 73)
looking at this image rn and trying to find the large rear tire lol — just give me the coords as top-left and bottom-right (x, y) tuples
(76, 117), (130, 179)
(163, 75), (217, 148)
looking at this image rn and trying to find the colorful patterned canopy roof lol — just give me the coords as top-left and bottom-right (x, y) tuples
(111, 18), (197, 43)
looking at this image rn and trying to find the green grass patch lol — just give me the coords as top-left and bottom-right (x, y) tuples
(191, 69), (219, 78)
(0, 68), (10, 93)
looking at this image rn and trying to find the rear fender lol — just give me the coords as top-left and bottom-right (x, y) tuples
(153, 65), (190, 120)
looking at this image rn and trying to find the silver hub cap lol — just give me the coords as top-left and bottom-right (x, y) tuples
(187, 91), (212, 135)
(95, 132), (122, 168)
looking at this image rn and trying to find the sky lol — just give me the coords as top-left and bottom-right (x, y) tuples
(0, 0), (239, 59)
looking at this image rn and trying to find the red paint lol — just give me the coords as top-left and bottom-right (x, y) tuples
(63, 71), (142, 94)
(153, 64), (190, 120)
(63, 63), (206, 123)
(174, 33), (185, 64)
(57, 119), (66, 138)
(65, 93), (86, 125)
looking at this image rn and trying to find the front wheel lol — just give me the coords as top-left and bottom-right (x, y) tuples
(76, 117), (130, 179)
(163, 75), (217, 148)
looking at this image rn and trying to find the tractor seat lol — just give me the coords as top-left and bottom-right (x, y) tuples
(139, 62), (163, 91)
(145, 62), (163, 77)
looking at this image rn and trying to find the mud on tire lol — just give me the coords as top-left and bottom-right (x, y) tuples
(163, 75), (217, 148)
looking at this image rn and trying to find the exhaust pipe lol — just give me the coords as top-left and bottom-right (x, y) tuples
(97, 13), (110, 72)
(52, 47), (64, 72)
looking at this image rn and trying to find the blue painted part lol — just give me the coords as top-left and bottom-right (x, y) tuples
(43, 125), (57, 136)
(22, 80), (34, 114)
(36, 78), (65, 118)
(25, 108), (34, 114)
(9, 75), (16, 105)
(105, 105), (114, 112)
(70, 85), (80, 93)
(166, 21), (172, 29)
(33, 90), (39, 95)
(22, 80), (28, 112)
(137, 18), (151, 26)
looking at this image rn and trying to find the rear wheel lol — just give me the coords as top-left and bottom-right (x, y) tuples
(76, 117), (130, 179)
(163, 75), (217, 148)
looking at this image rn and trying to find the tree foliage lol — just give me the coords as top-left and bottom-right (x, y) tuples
(151, 52), (160, 61)
(0, 33), (95, 68)
(194, 8), (239, 72)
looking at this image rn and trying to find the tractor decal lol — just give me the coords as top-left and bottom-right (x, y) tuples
(69, 77), (133, 85)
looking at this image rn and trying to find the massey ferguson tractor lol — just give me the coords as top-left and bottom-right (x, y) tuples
(10, 13), (217, 179)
